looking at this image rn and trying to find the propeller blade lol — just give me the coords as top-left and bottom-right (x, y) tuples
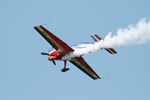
(52, 60), (56, 65)
(41, 52), (49, 56)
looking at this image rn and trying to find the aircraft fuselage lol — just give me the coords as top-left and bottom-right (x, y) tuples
(48, 42), (103, 61)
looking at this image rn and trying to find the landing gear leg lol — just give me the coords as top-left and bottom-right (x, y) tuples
(61, 60), (70, 72)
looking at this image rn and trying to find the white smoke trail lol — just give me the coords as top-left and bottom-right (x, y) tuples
(102, 18), (150, 48)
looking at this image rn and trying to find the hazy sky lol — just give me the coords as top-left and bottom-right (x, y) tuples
(0, 0), (150, 100)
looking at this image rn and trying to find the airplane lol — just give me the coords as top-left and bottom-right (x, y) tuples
(34, 25), (117, 80)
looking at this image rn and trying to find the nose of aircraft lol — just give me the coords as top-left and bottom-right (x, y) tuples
(48, 50), (60, 60)
(48, 56), (56, 60)
(50, 50), (59, 56)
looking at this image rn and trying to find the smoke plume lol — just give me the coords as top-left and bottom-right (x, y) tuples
(102, 18), (150, 48)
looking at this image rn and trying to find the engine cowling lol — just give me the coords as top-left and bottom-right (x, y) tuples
(48, 50), (59, 60)
(48, 50), (67, 60)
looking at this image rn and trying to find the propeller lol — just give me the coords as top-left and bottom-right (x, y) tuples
(41, 52), (56, 66)
(52, 60), (56, 65)
(41, 52), (49, 55)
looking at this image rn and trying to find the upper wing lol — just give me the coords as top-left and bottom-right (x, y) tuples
(34, 25), (74, 52)
(69, 57), (100, 80)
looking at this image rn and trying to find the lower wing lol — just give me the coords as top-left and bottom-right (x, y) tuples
(69, 57), (100, 80)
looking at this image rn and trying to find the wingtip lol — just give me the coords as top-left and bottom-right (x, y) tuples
(34, 25), (39, 29)
(93, 75), (101, 80)
(94, 77), (101, 80)
(33, 25), (43, 28)
(98, 76), (101, 79)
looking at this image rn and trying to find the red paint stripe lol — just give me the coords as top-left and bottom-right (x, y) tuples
(72, 57), (100, 79)
(34, 25), (74, 52)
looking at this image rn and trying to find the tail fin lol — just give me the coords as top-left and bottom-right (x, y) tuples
(104, 32), (112, 40)
(90, 33), (117, 54)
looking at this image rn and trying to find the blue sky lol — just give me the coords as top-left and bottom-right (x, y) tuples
(0, 0), (150, 100)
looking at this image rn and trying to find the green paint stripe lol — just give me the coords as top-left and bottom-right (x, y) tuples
(38, 27), (65, 51)
(72, 58), (98, 79)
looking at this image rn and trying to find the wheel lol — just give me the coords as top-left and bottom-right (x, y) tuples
(61, 68), (70, 72)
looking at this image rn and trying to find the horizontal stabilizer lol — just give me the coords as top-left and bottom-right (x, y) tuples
(90, 34), (102, 41)
(91, 33), (117, 54)
(91, 34), (97, 41)
(105, 48), (117, 54)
